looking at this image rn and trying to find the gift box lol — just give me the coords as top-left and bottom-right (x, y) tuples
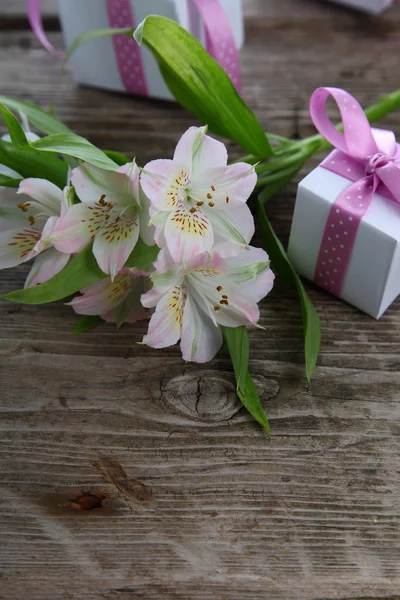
(287, 87), (400, 319)
(326, 0), (392, 14)
(55, 0), (244, 100)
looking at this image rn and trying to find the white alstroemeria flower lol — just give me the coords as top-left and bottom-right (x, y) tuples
(69, 267), (150, 327)
(0, 178), (72, 287)
(141, 245), (274, 363)
(52, 161), (154, 279)
(140, 126), (257, 263)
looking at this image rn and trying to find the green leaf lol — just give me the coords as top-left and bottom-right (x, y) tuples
(0, 96), (72, 135)
(104, 150), (131, 166)
(125, 240), (159, 271)
(73, 315), (103, 335)
(31, 134), (119, 170)
(66, 20), (271, 156)
(223, 326), (249, 393)
(0, 173), (22, 187)
(0, 140), (68, 189)
(223, 326), (270, 433)
(237, 371), (270, 434)
(0, 105), (29, 147)
(3, 238), (159, 305)
(257, 198), (321, 381)
(0, 104), (118, 171)
(258, 160), (306, 204)
(3, 244), (105, 305)
(134, 17), (272, 158)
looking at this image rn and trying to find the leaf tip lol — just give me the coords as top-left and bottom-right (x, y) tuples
(134, 19), (145, 45)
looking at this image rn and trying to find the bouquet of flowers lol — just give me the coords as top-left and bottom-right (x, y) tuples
(1, 16), (400, 431)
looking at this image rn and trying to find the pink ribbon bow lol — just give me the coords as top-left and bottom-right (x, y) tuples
(27, 0), (241, 94)
(310, 87), (400, 297)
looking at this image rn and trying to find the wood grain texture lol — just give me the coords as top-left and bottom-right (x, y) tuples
(1, 1), (400, 599)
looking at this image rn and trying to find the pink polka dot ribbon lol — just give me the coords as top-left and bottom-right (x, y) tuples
(310, 87), (400, 298)
(28, 0), (241, 95)
(191, 0), (241, 92)
(106, 0), (148, 96)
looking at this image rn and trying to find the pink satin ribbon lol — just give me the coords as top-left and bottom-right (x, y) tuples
(27, 0), (64, 57)
(310, 87), (400, 297)
(27, 0), (241, 94)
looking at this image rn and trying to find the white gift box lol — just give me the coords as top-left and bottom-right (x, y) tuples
(326, 0), (392, 14)
(287, 162), (400, 319)
(57, 0), (244, 100)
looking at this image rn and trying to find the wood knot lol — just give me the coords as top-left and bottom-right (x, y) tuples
(161, 371), (279, 422)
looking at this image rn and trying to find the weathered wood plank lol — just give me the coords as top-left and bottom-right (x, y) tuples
(1, 1), (400, 599)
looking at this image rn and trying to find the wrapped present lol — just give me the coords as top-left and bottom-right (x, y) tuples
(327, 0), (392, 14)
(28, 0), (243, 100)
(287, 87), (400, 319)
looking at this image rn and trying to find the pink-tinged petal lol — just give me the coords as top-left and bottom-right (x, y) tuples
(142, 286), (184, 349)
(141, 159), (187, 211)
(180, 295), (223, 363)
(92, 210), (140, 278)
(17, 178), (63, 215)
(173, 126), (228, 172)
(28, 216), (58, 258)
(164, 206), (214, 263)
(208, 204), (255, 247)
(188, 267), (260, 328)
(185, 250), (227, 274)
(52, 201), (108, 254)
(25, 247), (70, 288)
(192, 163), (257, 209)
(141, 286), (164, 309)
(226, 245), (274, 302)
(0, 227), (41, 269)
(152, 246), (176, 273)
(103, 276), (150, 326)
(71, 162), (138, 207)
(117, 161), (141, 205)
(144, 247), (182, 294)
(213, 287), (260, 327)
(70, 272), (134, 316)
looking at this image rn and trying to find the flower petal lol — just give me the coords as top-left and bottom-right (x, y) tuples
(103, 276), (150, 326)
(142, 286), (184, 349)
(189, 269), (260, 327)
(141, 159), (188, 211)
(71, 162), (139, 207)
(25, 247), (70, 288)
(28, 216), (58, 258)
(209, 204), (254, 247)
(226, 245), (274, 302)
(164, 206), (214, 263)
(18, 178), (63, 215)
(180, 295), (223, 363)
(52, 201), (108, 254)
(92, 210), (140, 278)
(70, 271), (134, 315)
(173, 126), (228, 172)
(0, 227), (41, 269)
(192, 163), (257, 209)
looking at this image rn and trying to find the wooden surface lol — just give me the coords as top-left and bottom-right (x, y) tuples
(1, 1), (400, 599)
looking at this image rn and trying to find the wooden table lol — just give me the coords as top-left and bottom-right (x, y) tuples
(1, 1), (400, 598)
